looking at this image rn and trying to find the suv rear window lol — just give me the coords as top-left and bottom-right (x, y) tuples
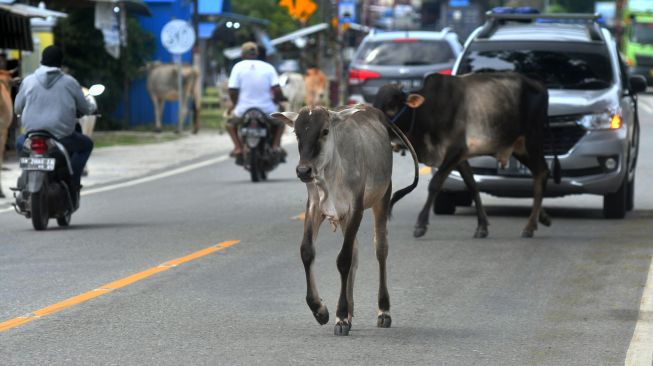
(458, 42), (614, 90)
(355, 40), (455, 66)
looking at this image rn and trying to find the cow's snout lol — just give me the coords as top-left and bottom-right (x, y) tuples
(296, 165), (313, 182)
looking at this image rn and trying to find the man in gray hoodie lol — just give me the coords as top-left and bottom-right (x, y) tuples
(14, 45), (95, 190)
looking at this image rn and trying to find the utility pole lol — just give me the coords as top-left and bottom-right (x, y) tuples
(615, 0), (626, 51)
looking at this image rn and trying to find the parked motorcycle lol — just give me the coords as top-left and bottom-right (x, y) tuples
(11, 84), (104, 230)
(237, 107), (284, 182)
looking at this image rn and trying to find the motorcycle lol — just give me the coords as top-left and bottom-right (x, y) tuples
(11, 84), (104, 230)
(237, 107), (285, 182)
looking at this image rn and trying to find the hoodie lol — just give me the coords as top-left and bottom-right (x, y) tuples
(14, 65), (94, 139)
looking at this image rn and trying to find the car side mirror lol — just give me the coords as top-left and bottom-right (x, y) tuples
(629, 75), (647, 94)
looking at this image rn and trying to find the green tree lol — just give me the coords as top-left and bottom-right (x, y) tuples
(233, 0), (318, 39)
(53, 7), (154, 130)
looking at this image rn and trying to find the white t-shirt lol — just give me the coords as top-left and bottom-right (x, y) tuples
(228, 59), (279, 117)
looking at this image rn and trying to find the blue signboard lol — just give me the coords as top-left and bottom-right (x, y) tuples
(198, 0), (231, 15)
(339, 0), (356, 23)
(449, 0), (470, 7)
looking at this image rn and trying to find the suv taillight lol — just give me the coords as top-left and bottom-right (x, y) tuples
(29, 137), (48, 155)
(348, 69), (381, 85)
(438, 69), (452, 75)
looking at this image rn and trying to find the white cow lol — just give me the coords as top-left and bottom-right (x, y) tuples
(279, 72), (305, 112)
(145, 62), (201, 133)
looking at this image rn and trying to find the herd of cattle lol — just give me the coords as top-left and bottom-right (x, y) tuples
(271, 70), (560, 336)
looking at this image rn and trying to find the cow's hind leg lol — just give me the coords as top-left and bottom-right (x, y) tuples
(373, 185), (392, 327)
(334, 204), (363, 336)
(414, 149), (465, 238)
(457, 161), (489, 238)
(301, 202), (329, 325)
(514, 152), (550, 237)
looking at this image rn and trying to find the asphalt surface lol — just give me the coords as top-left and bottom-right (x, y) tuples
(1, 98), (653, 365)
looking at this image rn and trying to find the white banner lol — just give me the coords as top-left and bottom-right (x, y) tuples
(94, 3), (120, 59)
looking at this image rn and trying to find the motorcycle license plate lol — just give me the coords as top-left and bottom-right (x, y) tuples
(240, 127), (267, 138)
(20, 157), (55, 171)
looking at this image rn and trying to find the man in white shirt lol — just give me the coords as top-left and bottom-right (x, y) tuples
(227, 42), (286, 162)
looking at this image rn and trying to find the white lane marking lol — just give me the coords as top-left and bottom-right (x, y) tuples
(0, 155), (228, 214)
(625, 256), (653, 366)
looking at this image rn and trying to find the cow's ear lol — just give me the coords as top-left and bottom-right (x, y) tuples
(405, 94), (425, 108)
(270, 112), (298, 127)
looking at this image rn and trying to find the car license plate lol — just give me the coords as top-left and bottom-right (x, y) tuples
(20, 157), (55, 171)
(240, 127), (266, 138)
(497, 157), (530, 176)
(497, 157), (555, 176)
(649, 68), (653, 77)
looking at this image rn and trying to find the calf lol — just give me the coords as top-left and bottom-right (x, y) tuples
(272, 104), (417, 336)
(374, 72), (560, 238)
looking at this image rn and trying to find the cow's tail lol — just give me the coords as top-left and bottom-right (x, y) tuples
(387, 118), (419, 217)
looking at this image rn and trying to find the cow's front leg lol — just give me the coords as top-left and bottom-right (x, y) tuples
(301, 202), (328, 325)
(415, 151), (464, 238)
(457, 161), (489, 238)
(152, 97), (163, 133)
(335, 207), (363, 336)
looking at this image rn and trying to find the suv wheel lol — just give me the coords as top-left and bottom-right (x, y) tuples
(603, 177), (627, 219)
(434, 192), (456, 215)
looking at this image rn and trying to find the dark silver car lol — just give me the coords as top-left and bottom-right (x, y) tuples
(347, 30), (462, 104)
(438, 12), (647, 218)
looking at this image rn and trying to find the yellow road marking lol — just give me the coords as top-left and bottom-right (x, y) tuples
(419, 166), (432, 175)
(0, 240), (240, 333)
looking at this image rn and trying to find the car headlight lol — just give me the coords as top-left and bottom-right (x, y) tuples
(578, 110), (622, 130)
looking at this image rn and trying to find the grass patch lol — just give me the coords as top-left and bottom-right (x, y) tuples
(92, 131), (181, 148)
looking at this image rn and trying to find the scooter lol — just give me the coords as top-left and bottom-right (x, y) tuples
(237, 107), (284, 182)
(11, 84), (104, 230)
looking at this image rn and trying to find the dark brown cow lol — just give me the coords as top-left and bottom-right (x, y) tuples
(374, 72), (560, 238)
(272, 104), (418, 336)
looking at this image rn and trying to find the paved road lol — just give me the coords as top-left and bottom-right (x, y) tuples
(1, 97), (653, 365)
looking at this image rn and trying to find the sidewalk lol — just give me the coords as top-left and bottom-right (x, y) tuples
(0, 130), (246, 208)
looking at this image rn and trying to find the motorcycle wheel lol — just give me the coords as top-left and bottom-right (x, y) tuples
(249, 148), (261, 182)
(31, 186), (49, 231)
(57, 212), (71, 227)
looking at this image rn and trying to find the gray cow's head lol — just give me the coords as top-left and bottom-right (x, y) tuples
(373, 84), (425, 119)
(271, 106), (362, 183)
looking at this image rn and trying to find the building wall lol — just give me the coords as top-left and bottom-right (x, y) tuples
(123, 0), (194, 127)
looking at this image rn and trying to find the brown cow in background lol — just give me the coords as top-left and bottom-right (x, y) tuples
(0, 69), (15, 198)
(304, 68), (328, 106)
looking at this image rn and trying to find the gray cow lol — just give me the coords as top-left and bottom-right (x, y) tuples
(272, 104), (418, 336)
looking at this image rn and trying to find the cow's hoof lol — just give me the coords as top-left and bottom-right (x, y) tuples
(334, 320), (351, 336)
(313, 305), (329, 325)
(539, 213), (552, 227)
(377, 313), (392, 328)
(413, 226), (427, 238)
(521, 230), (534, 238)
(474, 227), (488, 238)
